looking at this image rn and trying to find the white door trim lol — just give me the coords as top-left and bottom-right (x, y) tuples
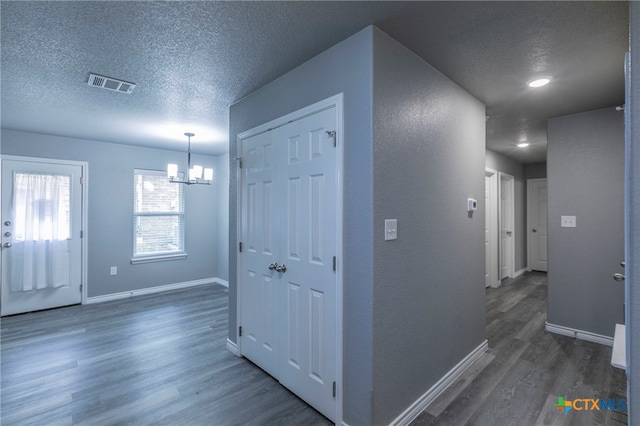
(485, 168), (499, 288)
(527, 178), (548, 272)
(499, 172), (515, 279)
(235, 94), (344, 424)
(0, 155), (89, 306)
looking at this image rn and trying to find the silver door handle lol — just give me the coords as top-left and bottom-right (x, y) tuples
(613, 273), (625, 282)
(275, 264), (287, 273)
(3, 242), (11, 248)
(532, 229), (537, 233)
(268, 263), (278, 271)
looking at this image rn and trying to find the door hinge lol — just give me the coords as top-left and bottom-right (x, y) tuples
(80, 230), (83, 239)
(239, 326), (242, 337)
(333, 256), (337, 272)
(332, 381), (336, 398)
(326, 130), (336, 147)
(80, 176), (84, 185)
(80, 284), (83, 293)
(239, 242), (243, 253)
(235, 157), (243, 169)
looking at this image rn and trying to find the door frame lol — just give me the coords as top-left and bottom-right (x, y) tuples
(499, 172), (515, 279)
(485, 168), (499, 288)
(0, 155), (89, 309)
(527, 178), (548, 272)
(235, 94), (344, 423)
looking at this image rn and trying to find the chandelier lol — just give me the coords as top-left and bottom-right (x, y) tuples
(167, 132), (213, 185)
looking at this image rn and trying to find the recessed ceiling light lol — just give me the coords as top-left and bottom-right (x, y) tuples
(517, 143), (530, 148)
(527, 77), (552, 88)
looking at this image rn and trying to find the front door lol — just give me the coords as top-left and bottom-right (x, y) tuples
(528, 178), (548, 272)
(1, 158), (83, 316)
(240, 105), (339, 422)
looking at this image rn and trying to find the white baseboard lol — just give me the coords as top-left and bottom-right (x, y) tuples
(389, 340), (489, 426)
(226, 338), (240, 356)
(545, 322), (614, 347)
(86, 277), (219, 304)
(213, 278), (229, 288)
(514, 268), (527, 278)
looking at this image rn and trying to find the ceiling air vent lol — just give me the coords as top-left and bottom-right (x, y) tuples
(87, 73), (136, 94)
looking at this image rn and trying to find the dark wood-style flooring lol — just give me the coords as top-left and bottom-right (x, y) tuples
(1, 273), (627, 425)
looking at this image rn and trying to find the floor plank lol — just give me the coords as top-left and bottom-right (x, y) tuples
(1, 284), (332, 426)
(413, 272), (628, 426)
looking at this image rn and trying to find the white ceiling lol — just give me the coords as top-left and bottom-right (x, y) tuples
(1, 1), (629, 162)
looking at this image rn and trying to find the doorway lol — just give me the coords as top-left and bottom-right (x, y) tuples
(485, 169), (498, 288)
(1, 156), (87, 316)
(499, 172), (515, 280)
(236, 95), (343, 423)
(527, 178), (548, 272)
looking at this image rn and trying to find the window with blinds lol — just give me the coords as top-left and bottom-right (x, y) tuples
(132, 169), (185, 261)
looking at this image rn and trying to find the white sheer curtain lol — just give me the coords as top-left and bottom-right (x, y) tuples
(10, 173), (70, 292)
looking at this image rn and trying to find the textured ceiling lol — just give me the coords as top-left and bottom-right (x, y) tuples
(0, 1), (629, 162)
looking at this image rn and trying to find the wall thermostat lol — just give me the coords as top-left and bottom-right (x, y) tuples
(467, 198), (477, 213)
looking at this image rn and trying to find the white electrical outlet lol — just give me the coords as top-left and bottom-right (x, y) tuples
(110, 266), (117, 276)
(561, 216), (576, 228)
(384, 219), (397, 241)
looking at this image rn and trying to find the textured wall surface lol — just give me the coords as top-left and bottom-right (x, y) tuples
(216, 153), (230, 282)
(371, 28), (486, 424)
(524, 162), (547, 179)
(547, 107), (625, 337)
(229, 27), (375, 425)
(1, 129), (219, 297)
(485, 149), (527, 272)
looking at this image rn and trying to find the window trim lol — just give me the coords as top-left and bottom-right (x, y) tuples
(131, 169), (186, 263)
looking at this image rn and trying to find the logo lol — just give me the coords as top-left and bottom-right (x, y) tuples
(554, 396), (627, 414)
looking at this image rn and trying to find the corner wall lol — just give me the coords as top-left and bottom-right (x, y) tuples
(228, 27), (375, 425)
(1, 129), (220, 297)
(371, 27), (486, 424)
(547, 107), (625, 337)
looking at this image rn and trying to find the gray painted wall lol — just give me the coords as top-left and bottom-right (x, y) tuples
(216, 153), (230, 282)
(371, 29), (486, 424)
(229, 27), (375, 425)
(628, 2), (639, 420)
(1, 129), (220, 297)
(524, 162), (547, 179)
(229, 26), (486, 425)
(485, 149), (527, 273)
(547, 107), (625, 337)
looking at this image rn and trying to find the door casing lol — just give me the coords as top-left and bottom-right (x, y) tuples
(485, 168), (499, 288)
(499, 172), (515, 280)
(235, 94), (344, 424)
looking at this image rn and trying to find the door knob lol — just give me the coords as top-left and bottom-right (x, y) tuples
(532, 229), (537, 233)
(3, 242), (11, 248)
(613, 273), (625, 282)
(275, 264), (287, 273)
(4, 221), (10, 226)
(268, 263), (278, 271)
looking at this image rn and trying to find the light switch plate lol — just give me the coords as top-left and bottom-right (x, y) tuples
(110, 266), (117, 276)
(385, 219), (397, 241)
(561, 216), (576, 228)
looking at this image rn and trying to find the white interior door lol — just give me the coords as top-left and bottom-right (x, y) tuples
(527, 178), (548, 272)
(1, 159), (83, 316)
(485, 170), (498, 288)
(499, 173), (515, 279)
(239, 105), (339, 421)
